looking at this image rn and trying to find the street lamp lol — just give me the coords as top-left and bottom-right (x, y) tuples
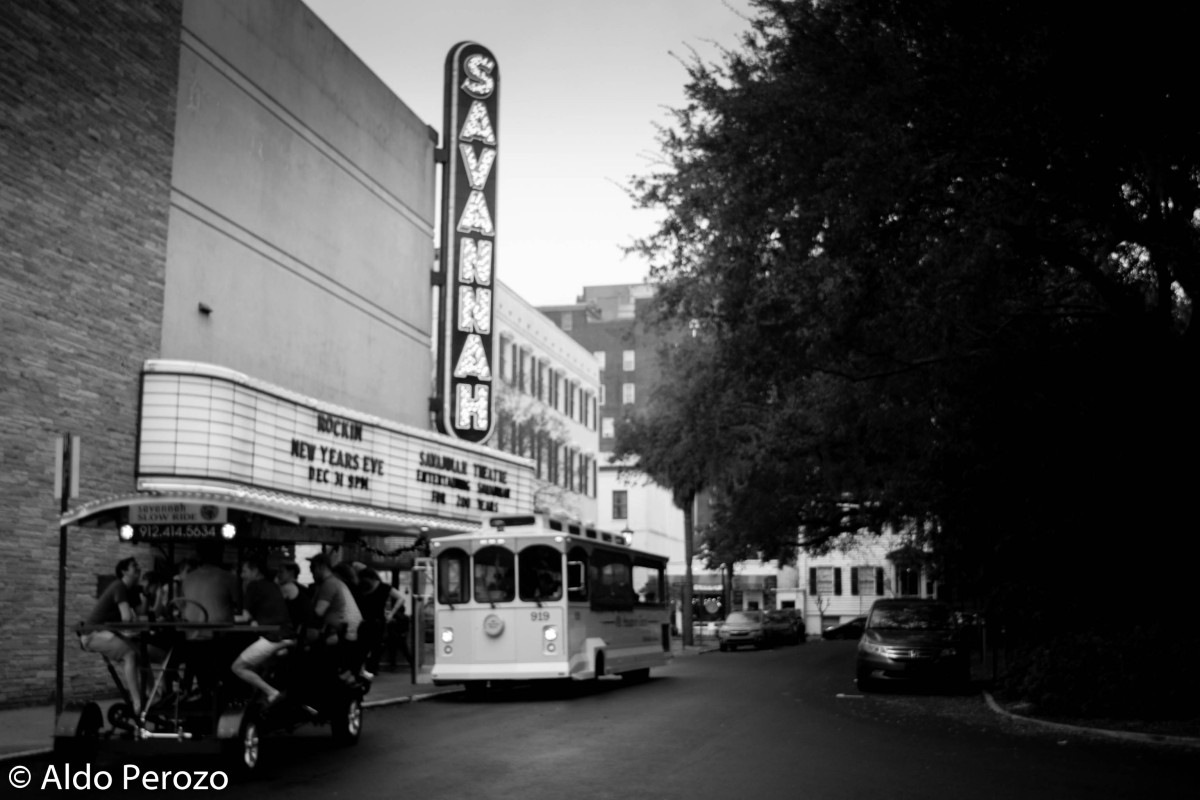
(621, 524), (633, 547)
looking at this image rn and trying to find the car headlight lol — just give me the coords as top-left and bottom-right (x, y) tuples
(859, 640), (887, 655)
(939, 647), (958, 657)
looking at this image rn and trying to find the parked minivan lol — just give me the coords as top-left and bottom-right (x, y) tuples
(856, 599), (969, 691)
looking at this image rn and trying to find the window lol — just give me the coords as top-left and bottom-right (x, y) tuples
(897, 565), (920, 596)
(436, 548), (470, 605)
(612, 489), (628, 520)
(474, 546), (515, 603)
(851, 566), (878, 596)
(622, 350), (635, 371)
(809, 566), (842, 596)
(633, 559), (665, 605)
(622, 383), (635, 405)
(518, 545), (562, 602)
(499, 335), (511, 383)
(562, 312), (573, 331)
(593, 351), (606, 370)
(567, 546), (588, 603)
(601, 417), (615, 438)
(590, 549), (635, 610)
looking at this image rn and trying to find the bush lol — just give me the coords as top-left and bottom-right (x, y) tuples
(1001, 625), (1200, 720)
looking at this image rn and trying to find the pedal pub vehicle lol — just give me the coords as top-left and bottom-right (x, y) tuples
(51, 360), (533, 772)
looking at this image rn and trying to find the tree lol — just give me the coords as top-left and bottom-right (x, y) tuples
(612, 333), (740, 644)
(629, 0), (1200, 643)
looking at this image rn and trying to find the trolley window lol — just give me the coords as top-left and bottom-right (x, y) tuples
(590, 548), (635, 610)
(518, 545), (563, 602)
(474, 545), (515, 603)
(567, 546), (588, 602)
(437, 547), (470, 605)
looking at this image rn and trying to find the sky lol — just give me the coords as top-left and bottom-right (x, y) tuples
(303, 0), (758, 308)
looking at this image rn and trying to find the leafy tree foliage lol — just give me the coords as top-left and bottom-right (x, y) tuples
(626, 0), (1200, 644)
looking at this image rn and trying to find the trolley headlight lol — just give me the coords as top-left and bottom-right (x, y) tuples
(441, 627), (455, 644)
(543, 626), (558, 642)
(118, 525), (135, 542)
(220, 523), (237, 540)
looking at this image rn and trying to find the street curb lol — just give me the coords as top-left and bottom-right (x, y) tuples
(982, 691), (1200, 749)
(0, 747), (52, 763)
(363, 688), (461, 708)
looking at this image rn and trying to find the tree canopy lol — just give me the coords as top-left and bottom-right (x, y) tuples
(622, 0), (1200, 624)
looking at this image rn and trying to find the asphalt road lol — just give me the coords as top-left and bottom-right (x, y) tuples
(12, 642), (1196, 798)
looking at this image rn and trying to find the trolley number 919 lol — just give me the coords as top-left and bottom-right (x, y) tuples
(530, 611), (551, 621)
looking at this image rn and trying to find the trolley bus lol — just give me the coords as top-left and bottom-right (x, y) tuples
(427, 513), (671, 692)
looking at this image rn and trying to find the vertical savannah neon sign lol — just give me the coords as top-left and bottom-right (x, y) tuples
(437, 42), (499, 443)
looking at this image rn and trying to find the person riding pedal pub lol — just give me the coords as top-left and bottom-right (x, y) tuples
(80, 557), (144, 718)
(307, 552), (364, 683)
(231, 558), (295, 706)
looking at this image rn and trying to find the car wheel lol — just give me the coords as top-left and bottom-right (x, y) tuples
(621, 668), (651, 683)
(330, 696), (363, 746)
(232, 714), (262, 774)
(719, 643), (729, 652)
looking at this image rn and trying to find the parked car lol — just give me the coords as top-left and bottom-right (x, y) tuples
(822, 616), (866, 640)
(855, 599), (969, 692)
(764, 610), (804, 645)
(718, 611), (767, 651)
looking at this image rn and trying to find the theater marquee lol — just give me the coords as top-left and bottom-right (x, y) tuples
(135, 361), (532, 524)
(436, 41), (499, 444)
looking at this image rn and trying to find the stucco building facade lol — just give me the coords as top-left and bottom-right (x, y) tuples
(2, 0), (524, 707)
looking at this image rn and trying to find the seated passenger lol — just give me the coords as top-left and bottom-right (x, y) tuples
(231, 559), (295, 706)
(178, 547), (238, 697)
(80, 557), (144, 716)
(307, 553), (363, 680)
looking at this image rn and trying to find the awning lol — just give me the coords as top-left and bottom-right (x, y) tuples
(61, 483), (482, 537)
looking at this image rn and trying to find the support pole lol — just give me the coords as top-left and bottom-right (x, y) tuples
(54, 434), (74, 716)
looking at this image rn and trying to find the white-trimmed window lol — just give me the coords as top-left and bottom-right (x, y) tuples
(601, 417), (615, 438)
(622, 383), (635, 405)
(622, 350), (635, 371)
(612, 490), (628, 520)
(593, 351), (606, 370)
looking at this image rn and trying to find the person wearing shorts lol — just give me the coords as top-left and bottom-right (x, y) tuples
(80, 557), (144, 715)
(231, 558), (295, 705)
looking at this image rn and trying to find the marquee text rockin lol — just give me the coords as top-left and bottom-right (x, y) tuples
(417, 451), (510, 512)
(291, 413), (384, 490)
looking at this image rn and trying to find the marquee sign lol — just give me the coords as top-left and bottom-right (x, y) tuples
(135, 362), (533, 524)
(436, 41), (499, 444)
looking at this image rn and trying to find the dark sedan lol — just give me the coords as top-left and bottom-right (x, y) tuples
(822, 616), (866, 640)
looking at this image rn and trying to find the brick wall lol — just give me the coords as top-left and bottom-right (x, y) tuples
(0, 0), (182, 707)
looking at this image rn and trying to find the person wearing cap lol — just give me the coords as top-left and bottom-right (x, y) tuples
(308, 553), (363, 679)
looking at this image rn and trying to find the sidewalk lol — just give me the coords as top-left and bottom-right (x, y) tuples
(0, 641), (712, 762)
